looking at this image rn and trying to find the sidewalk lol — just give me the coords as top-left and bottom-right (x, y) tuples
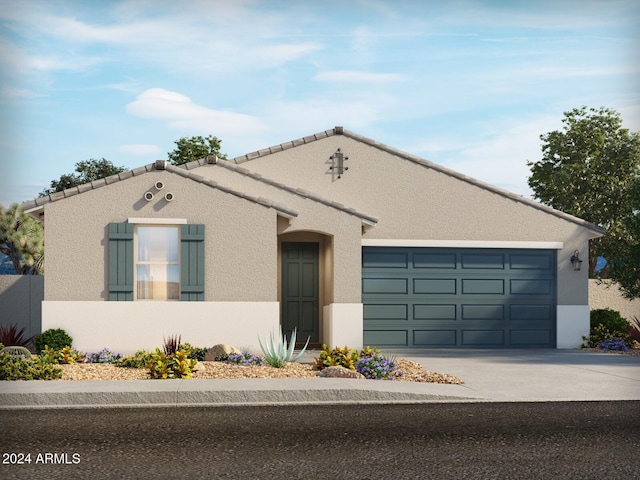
(1, 350), (638, 409)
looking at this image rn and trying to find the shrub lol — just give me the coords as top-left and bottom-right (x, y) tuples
(355, 352), (403, 380)
(163, 335), (182, 356)
(597, 339), (628, 352)
(0, 353), (62, 380)
(35, 328), (73, 354)
(0, 324), (36, 348)
(179, 342), (208, 362)
(40, 345), (85, 364)
(146, 348), (197, 379)
(314, 345), (381, 371)
(117, 350), (153, 369)
(85, 348), (122, 364)
(628, 316), (640, 343)
(583, 309), (634, 348)
(258, 327), (310, 368)
(225, 351), (265, 366)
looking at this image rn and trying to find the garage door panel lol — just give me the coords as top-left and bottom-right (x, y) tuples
(510, 330), (552, 346)
(462, 330), (505, 346)
(413, 253), (457, 269)
(364, 304), (408, 321)
(510, 304), (552, 320)
(362, 278), (408, 294)
(462, 254), (505, 269)
(414, 304), (457, 320)
(363, 330), (408, 347)
(462, 304), (504, 320)
(414, 330), (457, 346)
(510, 279), (553, 295)
(413, 279), (456, 294)
(510, 254), (552, 270)
(362, 247), (556, 348)
(462, 279), (504, 295)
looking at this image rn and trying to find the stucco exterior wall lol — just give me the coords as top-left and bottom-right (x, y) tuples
(44, 170), (278, 302)
(589, 280), (640, 321)
(221, 135), (593, 306)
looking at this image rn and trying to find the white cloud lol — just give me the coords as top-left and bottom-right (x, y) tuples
(1, 85), (39, 98)
(314, 70), (405, 84)
(118, 144), (162, 156)
(126, 88), (267, 135)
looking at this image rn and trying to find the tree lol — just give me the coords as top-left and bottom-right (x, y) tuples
(0, 204), (44, 275)
(527, 106), (640, 297)
(167, 135), (228, 165)
(40, 158), (126, 196)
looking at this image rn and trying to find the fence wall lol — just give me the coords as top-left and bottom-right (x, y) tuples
(0, 275), (43, 343)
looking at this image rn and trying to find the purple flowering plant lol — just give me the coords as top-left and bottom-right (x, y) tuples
(85, 348), (123, 364)
(225, 351), (265, 366)
(596, 339), (628, 352)
(355, 352), (403, 380)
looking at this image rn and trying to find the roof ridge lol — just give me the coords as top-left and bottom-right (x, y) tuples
(233, 126), (604, 236)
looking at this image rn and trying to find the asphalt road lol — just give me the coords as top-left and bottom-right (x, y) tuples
(1, 402), (639, 479)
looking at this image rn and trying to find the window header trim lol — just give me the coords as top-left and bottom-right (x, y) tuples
(127, 217), (187, 225)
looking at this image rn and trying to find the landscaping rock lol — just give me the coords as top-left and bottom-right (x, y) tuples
(318, 366), (365, 379)
(204, 344), (242, 361)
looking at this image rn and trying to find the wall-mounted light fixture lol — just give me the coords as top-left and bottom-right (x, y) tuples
(155, 181), (165, 190)
(144, 191), (154, 202)
(570, 249), (582, 271)
(164, 192), (174, 202)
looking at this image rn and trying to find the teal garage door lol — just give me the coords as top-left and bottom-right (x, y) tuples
(362, 247), (556, 348)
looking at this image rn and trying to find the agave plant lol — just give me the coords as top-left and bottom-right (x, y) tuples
(258, 327), (310, 368)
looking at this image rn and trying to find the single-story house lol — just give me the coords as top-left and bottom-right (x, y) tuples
(22, 127), (604, 354)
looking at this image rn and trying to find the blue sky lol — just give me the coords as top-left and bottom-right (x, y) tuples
(1, 0), (638, 207)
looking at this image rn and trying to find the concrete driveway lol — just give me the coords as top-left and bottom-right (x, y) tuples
(393, 348), (640, 402)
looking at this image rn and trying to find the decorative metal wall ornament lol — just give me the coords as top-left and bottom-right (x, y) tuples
(329, 148), (349, 178)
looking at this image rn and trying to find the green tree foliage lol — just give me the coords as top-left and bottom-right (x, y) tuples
(527, 106), (640, 298)
(0, 204), (44, 274)
(167, 135), (228, 165)
(39, 158), (126, 196)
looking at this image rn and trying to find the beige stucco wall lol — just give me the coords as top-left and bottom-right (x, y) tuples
(44, 170), (278, 302)
(210, 135), (595, 306)
(589, 280), (640, 321)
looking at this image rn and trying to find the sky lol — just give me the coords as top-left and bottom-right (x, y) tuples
(1, 0), (638, 207)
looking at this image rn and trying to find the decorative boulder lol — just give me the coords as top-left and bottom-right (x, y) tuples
(318, 366), (365, 379)
(204, 344), (242, 361)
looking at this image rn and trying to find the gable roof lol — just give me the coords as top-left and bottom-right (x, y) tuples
(21, 158), (379, 226)
(232, 126), (605, 237)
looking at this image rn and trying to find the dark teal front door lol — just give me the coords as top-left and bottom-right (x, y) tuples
(281, 242), (319, 343)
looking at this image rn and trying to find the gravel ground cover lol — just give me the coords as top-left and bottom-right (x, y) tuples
(57, 359), (465, 384)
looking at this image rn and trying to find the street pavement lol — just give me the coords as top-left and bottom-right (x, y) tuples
(1, 349), (638, 408)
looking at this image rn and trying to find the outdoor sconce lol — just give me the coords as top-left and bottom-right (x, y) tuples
(570, 250), (582, 271)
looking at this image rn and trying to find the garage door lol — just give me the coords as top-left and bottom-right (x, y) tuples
(362, 247), (556, 348)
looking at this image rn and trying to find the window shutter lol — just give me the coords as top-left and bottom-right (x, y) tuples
(181, 224), (205, 301)
(108, 222), (134, 301)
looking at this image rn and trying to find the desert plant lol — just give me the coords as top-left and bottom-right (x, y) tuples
(596, 339), (628, 352)
(583, 308), (634, 348)
(628, 316), (640, 343)
(34, 328), (73, 354)
(117, 350), (153, 369)
(0, 352), (62, 380)
(355, 352), (404, 380)
(225, 351), (265, 366)
(163, 334), (182, 356)
(0, 324), (36, 348)
(314, 344), (359, 370)
(146, 348), (197, 379)
(179, 342), (208, 361)
(85, 348), (122, 364)
(257, 327), (310, 368)
(40, 345), (85, 364)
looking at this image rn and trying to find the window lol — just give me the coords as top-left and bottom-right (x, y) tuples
(135, 226), (180, 300)
(108, 222), (204, 301)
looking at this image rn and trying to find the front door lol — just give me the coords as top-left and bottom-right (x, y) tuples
(281, 242), (319, 344)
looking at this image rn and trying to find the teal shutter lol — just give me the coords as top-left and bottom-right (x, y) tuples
(181, 224), (205, 301)
(108, 222), (134, 301)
